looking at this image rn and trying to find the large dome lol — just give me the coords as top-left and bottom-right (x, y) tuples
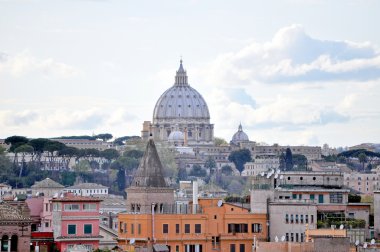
(153, 60), (210, 123)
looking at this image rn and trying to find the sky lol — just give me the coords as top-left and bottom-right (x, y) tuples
(1, 0), (380, 148)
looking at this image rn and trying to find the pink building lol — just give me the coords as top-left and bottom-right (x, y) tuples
(52, 194), (102, 252)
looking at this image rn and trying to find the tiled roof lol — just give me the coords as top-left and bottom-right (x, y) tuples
(52, 194), (102, 202)
(66, 183), (108, 190)
(0, 201), (32, 222)
(31, 178), (64, 189)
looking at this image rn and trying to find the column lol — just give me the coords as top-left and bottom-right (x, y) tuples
(7, 237), (10, 252)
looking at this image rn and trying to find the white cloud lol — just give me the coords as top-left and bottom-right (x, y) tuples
(202, 24), (380, 86)
(0, 51), (80, 78)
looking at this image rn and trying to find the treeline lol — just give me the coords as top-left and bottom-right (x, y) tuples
(1, 135), (146, 194)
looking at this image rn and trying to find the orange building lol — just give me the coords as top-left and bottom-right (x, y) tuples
(117, 198), (267, 252)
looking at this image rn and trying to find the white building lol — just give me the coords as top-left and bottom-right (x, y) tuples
(63, 183), (109, 196)
(242, 155), (279, 176)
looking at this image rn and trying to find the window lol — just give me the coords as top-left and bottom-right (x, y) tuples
(310, 194), (315, 201)
(230, 244), (236, 252)
(295, 214), (299, 223)
(163, 224), (169, 234)
(252, 223), (262, 233)
(311, 215), (314, 223)
(286, 233), (289, 241)
(45, 222), (49, 228)
(68, 224), (76, 235)
(300, 215), (304, 224)
(138, 224), (141, 235)
(292, 194), (297, 199)
(285, 214), (289, 223)
(348, 212), (355, 218)
(291, 233), (294, 242)
(119, 222), (124, 233)
(185, 224), (190, 234)
(185, 245), (202, 252)
(84, 224), (92, 234)
(83, 203), (96, 211)
(291, 214), (294, 223)
(318, 194), (324, 203)
(176, 224), (180, 234)
(228, 224), (248, 233)
(330, 192), (343, 203)
(301, 233), (304, 242)
(176, 245), (179, 252)
(195, 224), (201, 234)
(212, 236), (220, 248)
(131, 224), (134, 234)
(296, 233), (299, 242)
(124, 223), (127, 233)
(64, 204), (79, 211)
(240, 244), (245, 252)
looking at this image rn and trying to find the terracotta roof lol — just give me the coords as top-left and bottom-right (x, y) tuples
(31, 178), (64, 189)
(66, 183), (108, 190)
(52, 194), (102, 202)
(0, 201), (32, 222)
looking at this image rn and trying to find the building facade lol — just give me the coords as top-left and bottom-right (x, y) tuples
(52, 194), (102, 252)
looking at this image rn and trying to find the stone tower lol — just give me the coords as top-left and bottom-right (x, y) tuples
(126, 139), (174, 213)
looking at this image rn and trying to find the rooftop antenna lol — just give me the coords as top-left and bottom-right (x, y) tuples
(275, 236), (279, 242)
(370, 239), (375, 245)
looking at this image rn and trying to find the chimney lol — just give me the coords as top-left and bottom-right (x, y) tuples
(192, 181), (198, 214)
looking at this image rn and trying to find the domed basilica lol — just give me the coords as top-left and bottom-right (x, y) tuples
(141, 60), (214, 146)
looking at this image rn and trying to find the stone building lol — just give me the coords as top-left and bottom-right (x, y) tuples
(145, 60), (214, 146)
(0, 201), (32, 252)
(125, 139), (174, 214)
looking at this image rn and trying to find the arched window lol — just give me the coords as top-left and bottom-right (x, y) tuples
(11, 235), (18, 252)
(1, 235), (9, 252)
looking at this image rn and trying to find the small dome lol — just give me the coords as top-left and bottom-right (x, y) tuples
(168, 131), (184, 141)
(231, 124), (249, 145)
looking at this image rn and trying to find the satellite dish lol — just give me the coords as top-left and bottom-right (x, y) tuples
(371, 239), (375, 245)
(53, 193), (58, 198)
(280, 175), (284, 179)
(14, 197), (18, 201)
(275, 236), (279, 242)
(363, 243), (367, 248)
(35, 192), (40, 196)
(260, 172), (265, 177)
(217, 200), (223, 207)
(276, 169), (280, 174)
(130, 238), (135, 244)
(355, 240), (359, 246)
(274, 174), (278, 179)
(339, 224), (344, 230)
(281, 236), (285, 242)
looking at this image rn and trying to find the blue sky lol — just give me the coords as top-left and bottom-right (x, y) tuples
(1, 0), (379, 147)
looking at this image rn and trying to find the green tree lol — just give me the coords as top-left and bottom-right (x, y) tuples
(74, 160), (91, 173)
(14, 144), (34, 179)
(285, 148), (293, 171)
(228, 149), (252, 175)
(204, 157), (216, 174)
(221, 165), (233, 176)
(95, 133), (113, 142)
(214, 137), (228, 146)
(292, 154), (308, 171)
(44, 141), (66, 170)
(358, 153), (368, 171)
(189, 164), (207, 177)
(124, 149), (144, 159)
(4, 135), (29, 152)
(58, 147), (79, 169)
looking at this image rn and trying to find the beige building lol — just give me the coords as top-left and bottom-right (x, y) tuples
(374, 191), (380, 239)
(63, 183), (109, 196)
(344, 172), (380, 194)
(242, 155), (280, 176)
(53, 138), (115, 151)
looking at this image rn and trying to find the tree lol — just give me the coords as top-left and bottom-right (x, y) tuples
(44, 141), (66, 170)
(95, 133), (113, 142)
(285, 148), (293, 171)
(214, 137), (228, 146)
(221, 165), (233, 176)
(178, 167), (188, 181)
(29, 138), (51, 166)
(4, 135), (28, 152)
(124, 149), (144, 159)
(58, 147), (79, 169)
(101, 149), (120, 168)
(358, 153), (368, 171)
(292, 154), (308, 171)
(116, 168), (126, 191)
(228, 149), (252, 175)
(14, 144), (34, 179)
(204, 157), (216, 174)
(189, 164), (207, 177)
